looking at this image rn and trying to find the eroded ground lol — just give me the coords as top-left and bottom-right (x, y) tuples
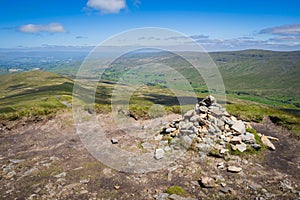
(0, 111), (299, 199)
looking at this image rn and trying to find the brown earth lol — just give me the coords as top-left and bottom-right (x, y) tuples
(0, 111), (299, 199)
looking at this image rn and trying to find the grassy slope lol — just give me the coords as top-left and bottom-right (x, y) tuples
(0, 71), (73, 120)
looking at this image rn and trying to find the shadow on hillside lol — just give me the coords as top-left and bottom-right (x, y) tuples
(279, 108), (300, 117)
(143, 94), (199, 106)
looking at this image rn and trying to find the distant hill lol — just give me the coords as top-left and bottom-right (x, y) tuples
(211, 50), (300, 98)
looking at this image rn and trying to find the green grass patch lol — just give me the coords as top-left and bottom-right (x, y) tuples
(166, 186), (190, 197)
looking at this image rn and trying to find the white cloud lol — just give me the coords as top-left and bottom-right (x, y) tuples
(19, 23), (66, 33)
(87, 0), (126, 14)
(260, 24), (300, 35)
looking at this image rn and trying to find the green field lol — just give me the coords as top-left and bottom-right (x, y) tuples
(0, 50), (299, 136)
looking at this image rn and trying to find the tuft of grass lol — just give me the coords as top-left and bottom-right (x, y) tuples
(166, 186), (190, 197)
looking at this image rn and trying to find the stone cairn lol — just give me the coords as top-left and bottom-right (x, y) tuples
(157, 95), (276, 160)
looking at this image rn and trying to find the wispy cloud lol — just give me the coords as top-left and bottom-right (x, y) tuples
(86, 0), (126, 14)
(190, 35), (209, 40)
(269, 36), (300, 42)
(259, 24), (300, 35)
(76, 36), (88, 39)
(187, 36), (300, 51)
(18, 23), (66, 33)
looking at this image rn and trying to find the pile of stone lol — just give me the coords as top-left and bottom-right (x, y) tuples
(157, 95), (276, 160)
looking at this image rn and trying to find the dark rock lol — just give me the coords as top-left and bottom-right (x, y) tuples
(202, 95), (217, 106)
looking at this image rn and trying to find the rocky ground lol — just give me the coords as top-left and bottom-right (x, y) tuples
(0, 98), (299, 199)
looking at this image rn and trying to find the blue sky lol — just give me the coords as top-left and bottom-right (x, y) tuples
(1, 0), (300, 51)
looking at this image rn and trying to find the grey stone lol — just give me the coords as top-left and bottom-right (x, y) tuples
(222, 116), (234, 125)
(230, 136), (242, 144)
(181, 122), (194, 130)
(240, 132), (256, 144)
(236, 143), (247, 152)
(189, 134), (197, 139)
(9, 159), (25, 164)
(24, 167), (38, 176)
(202, 95), (217, 106)
(196, 143), (211, 152)
(165, 127), (177, 133)
(164, 146), (171, 152)
(80, 190), (89, 194)
(6, 171), (16, 179)
(169, 194), (196, 200)
(216, 119), (225, 128)
(180, 130), (194, 135)
(251, 144), (261, 150)
(208, 124), (216, 134)
(80, 179), (90, 184)
(50, 156), (59, 161)
(190, 115), (200, 122)
(154, 149), (164, 160)
(199, 106), (208, 113)
(227, 166), (242, 173)
(220, 148), (228, 154)
(184, 109), (195, 119)
(199, 176), (218, 188)
(142, 125), (148, 130)
(231, 120), (246, 134)
(182, 135), (193, 146)
(3, 163), (14, 173)
(191, 126), (198, 134)
(220, 187), (231, 194)
(155, 193), (169, 200)
(111, 138), (118, 144)
(217, 162), (225, 169)
(54, 172), (66, 178)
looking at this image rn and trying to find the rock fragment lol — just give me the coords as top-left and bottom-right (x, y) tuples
(111, 138), (118, 144)
(261, 135), (276, 150)
(154, 149), (164, 160)
(199, 176), (218, 188)
(227, 166), (242, 173)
